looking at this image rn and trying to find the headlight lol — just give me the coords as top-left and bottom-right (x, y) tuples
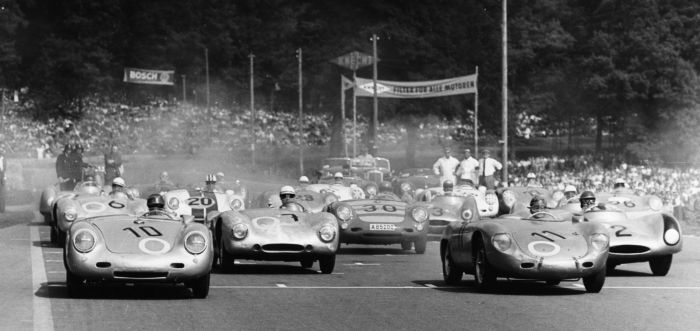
(590, 233), (609, 250)
(502, 190), (516, 208)
(73, 229), (96, 253)
(400, 182), (411, 192)
(324, 194), (338, 205)
(492, 233), (512, 252)
(485, 193), (498, 206)
(411, 208), (428, 222)
(461, 209), (473, 221)
(366, 185), (377, 196)
(649, 196), (663, 211)
(231, 223), (249, 240)
(664, 228), (680, 245)
(168, 197), (180, 210)
(230, 199), (243, 211)
(552, 191), (564, 202)
(336, 205), (352, 222)
(64, 207), (78, 221)
(184, 231), (207, 254)
(318, 224), (336, 242)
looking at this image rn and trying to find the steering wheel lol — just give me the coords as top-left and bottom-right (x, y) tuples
(529, 211), (557, 220)
(143, 210), (177, 219)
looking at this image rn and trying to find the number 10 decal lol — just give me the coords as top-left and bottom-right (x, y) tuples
(123, 226), (163, 238)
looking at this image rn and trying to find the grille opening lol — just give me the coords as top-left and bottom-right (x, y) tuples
(113, 271), (168, 279)
(582, 262), (593, 268)
(429, 220), (450, 226)
(96, 262), (111, 268)
(610, 245), (650, 254)
(404, 228), (414, 233)
(262, 244), (304, 252)
(351, 228), (362, 232)
(521, 262), (535, 269)
(170, 263), (185, 269)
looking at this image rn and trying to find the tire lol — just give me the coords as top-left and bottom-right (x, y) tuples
(414, 238), (427, 254)
(401, 241), (412, 250)
(218, 237), (235, 273)
(441, 243), (463, 285)
(43, 213), (52, 224)
(474, 238), (496, 291)
(50, 226), (58, 245)
(188, 273), (211, 299)
(300, 258), (314, 269)
(649, 255), (673, 276)
(66, 269), (85, 298)
(319, 255), (336, 274)
(583, 268), (606, 293)
(58, 229), (66, 247)
(546, 280), (561, 286)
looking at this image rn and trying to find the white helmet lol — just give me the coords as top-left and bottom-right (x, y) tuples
(564, 185), (577, 193)
(112, 177), (126, 188)
(280, 186), (296, 195)
(526, 172), (536, 179)
(334, 172), (344, 179)
(215, 171), (225, 178)
(299, 176), (310, 183)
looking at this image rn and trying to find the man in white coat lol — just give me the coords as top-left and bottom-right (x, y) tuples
(455, 148), (480, 186)
(433, 147), (459, 185)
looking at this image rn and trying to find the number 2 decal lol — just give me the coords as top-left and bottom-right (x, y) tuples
(610, 225), (632, 237)
(123, 226), (163, 238)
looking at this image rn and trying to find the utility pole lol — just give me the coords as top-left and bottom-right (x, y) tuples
(249, 53), (256, 168)
(371, 34), (379, 155)
(501, 0), (509, 183)
(474, 66), (479, 158)
(181, 75), (186, 104)
(297, 48), (304, 176)
(205, 47), (210, 110)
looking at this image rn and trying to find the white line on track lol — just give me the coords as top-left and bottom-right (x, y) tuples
(30, 221), (54, 331)
(47, 271), (65, 274)
(43, 251), (62, 254)
(425, 283), (437, 288)
(211, 286), (440, 289)
(276, 284), (287, 288)
(570, 283), (700, 290)
(343, 262), (381, 266)
(44, 260), (63, 263)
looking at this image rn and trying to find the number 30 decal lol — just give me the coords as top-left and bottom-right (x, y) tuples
(610, 225), (632, 237)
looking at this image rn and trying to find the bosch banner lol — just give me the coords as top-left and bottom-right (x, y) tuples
(354, 74), (477, 98)
(123, 68), (175, 85)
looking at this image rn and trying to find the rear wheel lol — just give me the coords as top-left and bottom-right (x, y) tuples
(401, 241), (412, 250)
(649, 255), (673, 276)
(474, 238), (496, 291)
(188, 274), (210, 299)
(414, 238), (427, 254)
(319, 255), (336, 274)
(583, 268), (606, 293)
(66, 269), (85, 298)
(441, 243), (463, 285)
(300, 258), (314, 269)
(218, 238), (235, 273)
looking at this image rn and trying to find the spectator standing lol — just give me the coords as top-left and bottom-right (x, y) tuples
(56, 145), (72, 190)
(433, 146), (459, 185)
(104, 145), (123, 184)
(66, 142), (89, 189)
(478, 149), (502, 190)
(0, 148), (6, 213)
(455, 148), (479, 186)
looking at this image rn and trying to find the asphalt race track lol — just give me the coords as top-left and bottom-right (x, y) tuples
(1, 209), (699, 331)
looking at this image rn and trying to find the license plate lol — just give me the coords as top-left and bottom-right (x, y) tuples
(369, 224), (396, 231)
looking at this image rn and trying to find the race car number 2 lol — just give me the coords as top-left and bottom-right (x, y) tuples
(186, 197), (215, 207)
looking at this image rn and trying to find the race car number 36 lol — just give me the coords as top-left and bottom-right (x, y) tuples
(369, 224), (396, 231)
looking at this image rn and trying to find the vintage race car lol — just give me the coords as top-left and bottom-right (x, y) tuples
(64, 212), (213, 298)
(162, 188), (245, 225)
(415, 185), (499, 218)
(564, 192), (682, 276)
(50, 186), (147, 245)
(440, 205), (609, 292)
(305, 183), (366, 201)
(254, 188), (339, 213)
(496, 186), (565, 215)
(325, 195), (430, 253)
(40, 180), (104, 224)
(391, 168), (441, 198)
(414, 194), (482, 241)
(212, 207), (339, 273)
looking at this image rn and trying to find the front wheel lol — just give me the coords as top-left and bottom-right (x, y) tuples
(649, 255), (673, 276)
(583, 268), (606, 293)
(50, 226), (58, 245)
(218, 239), (235, 273)
(66, 269), (85, 298)
(414, 238), (427, 254)
(300, 258), (314, 269)
(188, 274), (210, 299)
(441, 243), (463, 285)
(474, 238), (496, 291)
(319, 255), (336, 274)
(401, 241), (412, 250)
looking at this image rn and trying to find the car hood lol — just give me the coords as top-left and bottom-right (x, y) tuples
(90, 217), (184, 254)
(345, 199), (406, 223)
(497, 218), (591, 259)
(234, 209), (335, 241)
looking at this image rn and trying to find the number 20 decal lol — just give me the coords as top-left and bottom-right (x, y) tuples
(610, 225), (632, 237)
(123, 226), (163, 238)
(186, 197), (214, 207)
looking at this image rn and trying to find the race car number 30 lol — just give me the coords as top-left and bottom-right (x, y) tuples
(369, 224), (396, 231)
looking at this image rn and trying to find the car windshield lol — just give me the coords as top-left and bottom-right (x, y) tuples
(375, 159), (389, 169)
(373, 193), (400, 201)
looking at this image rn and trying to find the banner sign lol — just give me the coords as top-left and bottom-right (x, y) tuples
(123, 68), (175, 85)
(354, 74), (477, 98)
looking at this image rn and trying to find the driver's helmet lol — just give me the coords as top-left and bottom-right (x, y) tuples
(580, 190), (596, 210)
(564, 184), (577, 199)
(443, 180), (454, 194)
(379, 181), (393, 193)
(529, 196), (547, 214)
(112, 177), (126, 192)
(614, 178), (626, 189)
(280, 185), (296, 201)
(146, 193), (165, 210)
(205, 174), (217, 184)
(526, 172), (536, 179)
(333, 172), (344, 183)
(159, 171), (169, 181)
(299, 176), (310, 184)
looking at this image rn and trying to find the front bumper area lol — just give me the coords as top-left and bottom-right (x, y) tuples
(223, 238), (337, 261)
(487, 247), (607, 280)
